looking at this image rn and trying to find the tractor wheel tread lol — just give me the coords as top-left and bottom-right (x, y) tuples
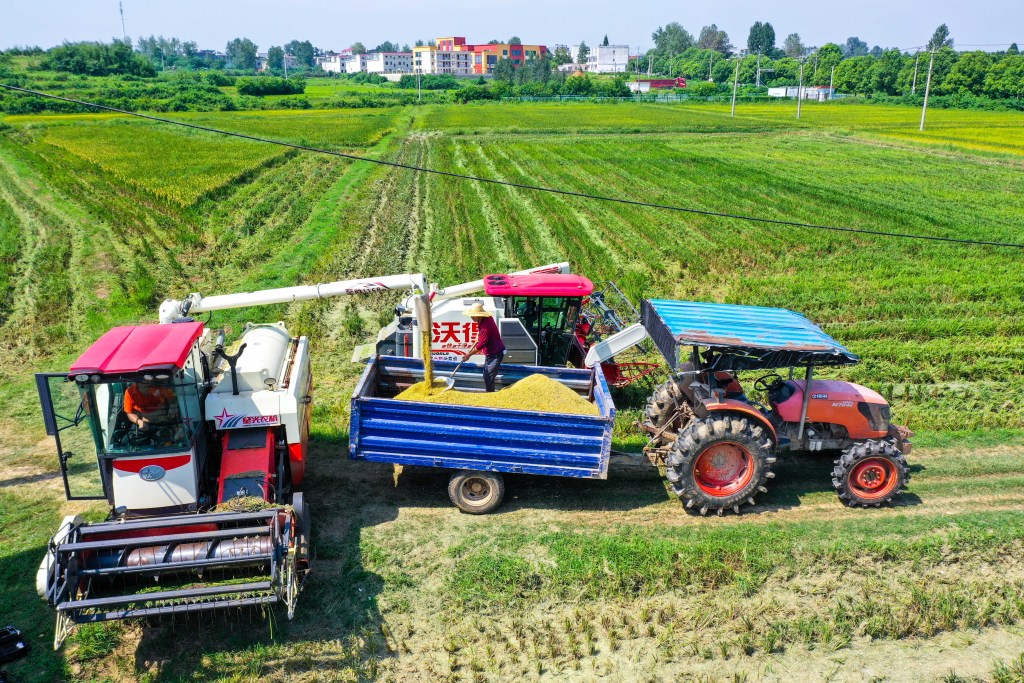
(664, 413), (776, 517)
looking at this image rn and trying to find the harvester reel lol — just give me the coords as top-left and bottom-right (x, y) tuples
(666, 414), (775, 516)
(832, 439), (909, 507)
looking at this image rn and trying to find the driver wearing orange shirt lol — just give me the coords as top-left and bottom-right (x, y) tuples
(123, 383), (176, 429)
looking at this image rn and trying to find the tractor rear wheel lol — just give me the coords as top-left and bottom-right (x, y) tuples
(643, 379), (694, 447)
(832, 440), (909, 507)
(665, 414), (775, 516)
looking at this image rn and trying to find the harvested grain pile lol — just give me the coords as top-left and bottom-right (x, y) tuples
(395, 374), (599, 416)
(215, 495), (275, 512)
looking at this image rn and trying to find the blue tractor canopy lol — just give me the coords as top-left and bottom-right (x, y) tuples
(641, 299), (859, 372)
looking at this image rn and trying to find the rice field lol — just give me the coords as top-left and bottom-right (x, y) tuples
(2, 100), (1024, 682)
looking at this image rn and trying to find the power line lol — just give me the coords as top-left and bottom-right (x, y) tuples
(2, 83), (1023, 251)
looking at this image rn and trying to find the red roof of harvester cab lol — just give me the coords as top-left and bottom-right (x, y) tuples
(69, 322), (204, 375)
(483, 274), (594, 297)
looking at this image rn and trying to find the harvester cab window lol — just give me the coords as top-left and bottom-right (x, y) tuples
(85, 375), (193, 453)
(510, 296), (584, 367)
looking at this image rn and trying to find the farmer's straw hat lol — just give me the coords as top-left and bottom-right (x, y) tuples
(463, 303), (492, 318)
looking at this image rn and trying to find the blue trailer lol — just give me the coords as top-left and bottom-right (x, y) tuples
(349, 355), (616, 513)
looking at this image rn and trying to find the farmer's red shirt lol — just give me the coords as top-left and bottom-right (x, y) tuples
(474, 316), (505, 356)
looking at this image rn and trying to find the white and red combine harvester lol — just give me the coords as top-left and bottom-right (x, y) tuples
(34, 272), (430, 649)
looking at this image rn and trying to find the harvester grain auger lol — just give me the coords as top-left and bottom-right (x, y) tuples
(35, 273), (432, 649)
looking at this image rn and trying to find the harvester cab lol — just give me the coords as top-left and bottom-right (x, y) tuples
(586, 299), (913, 515)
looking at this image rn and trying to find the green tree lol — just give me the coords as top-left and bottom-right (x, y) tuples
(869, 46), (884, 58)
(285, 40), (316, 67)
(868, 49), (904, 94)
(552, 46), (572, 65)
(44, 39), (157, 76)
(509, 36), (522, 45)
(561, 73), (594, 95)
(602, 35), (610, 46)
(927, 24), (953, 51)
(811, 43), (843, 85)
(747, 21), (775, 54)
(941, 50), (992, 94)
(373, 41), (400, 53)
(226, 37), (258, 70)
(576, 41), (590, 64)
(414, 39), (425, 47)
(267, 46), (284, 70)
(492, 58), (516, 82)
(1008, 43), (1019, 55)
(983, 55), (1024, 98)
(351, 42), (367, 55)
(697, 24), (731, 53)
(833, 55), (874, 93)
(652, 22), (694, 55)
(783, 33), (805, 58)
(842, 37), (868, 57)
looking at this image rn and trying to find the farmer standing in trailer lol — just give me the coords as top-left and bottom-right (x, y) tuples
(462, 303), (505, 392)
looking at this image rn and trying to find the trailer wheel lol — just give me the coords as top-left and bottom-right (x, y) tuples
(832, 440), (909, 507)
(448, 470), (505, 515)
(643, 379), (693, 446)
(666, 414), (775, 516)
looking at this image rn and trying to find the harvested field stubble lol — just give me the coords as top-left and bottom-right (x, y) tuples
(395, 374), (599, 415)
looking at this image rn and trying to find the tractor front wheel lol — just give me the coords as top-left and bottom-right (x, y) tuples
(832, 440), (909, 507)
(666, 414), (775, 516)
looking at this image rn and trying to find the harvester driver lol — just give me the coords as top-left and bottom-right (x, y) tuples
(462, 303), (505, 392)
(124, 382), (176, 429)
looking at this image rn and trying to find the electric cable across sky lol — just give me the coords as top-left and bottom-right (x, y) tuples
(2, 83), (1022, 250)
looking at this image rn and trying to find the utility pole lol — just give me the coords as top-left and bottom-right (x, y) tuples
(283, 53), (288, 78)
(708, 51), (714, 81)
(119, 1), (127, 42)
(829, 65), (835, 99)
(911, 51), (921, 94)
(920, 49), (935, 131)
(417, 68), (421, 101)
(731, 57), (740, 117)
(756, 52), (761, 86)
(797, 58), (804, 118)
(648, 53), (652, 76)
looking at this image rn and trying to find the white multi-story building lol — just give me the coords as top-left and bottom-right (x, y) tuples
(363, 52), (413, 74)
(571, 44), (630, 73)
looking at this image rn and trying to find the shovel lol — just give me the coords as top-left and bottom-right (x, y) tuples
(439, 357), (469, 394)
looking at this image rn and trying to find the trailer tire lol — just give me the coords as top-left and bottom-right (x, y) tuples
(448, 470), (505, 515)
(643, 379), (693, 446)
(832, 440), (909, 507)
(666, 414), (774, 516)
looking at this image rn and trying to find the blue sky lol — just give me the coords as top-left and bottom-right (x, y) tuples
(2, 0), (1019, 53)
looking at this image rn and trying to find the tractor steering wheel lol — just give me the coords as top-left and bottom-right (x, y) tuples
(754, 373), (786, 394)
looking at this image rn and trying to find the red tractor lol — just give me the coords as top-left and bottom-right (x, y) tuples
(588, 299), (913, 515)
